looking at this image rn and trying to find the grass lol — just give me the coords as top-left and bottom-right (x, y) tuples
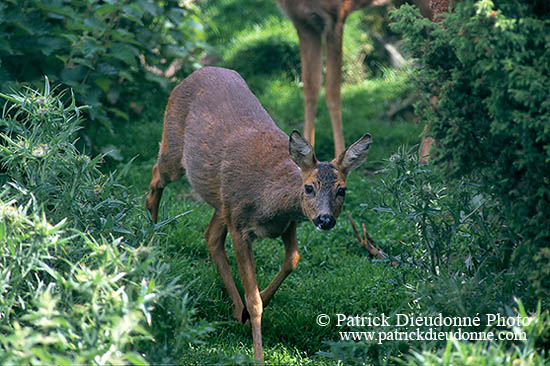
(134, 175), (415, 364)
(4, 77), (546, 363)
(80, 5), (469, 361)
(98, 69), (422, 172)
(87, 10), (424, 357)
(91, 62), (424, 363)
(70, 3), (547, 363)
(2, 1), (549, 364)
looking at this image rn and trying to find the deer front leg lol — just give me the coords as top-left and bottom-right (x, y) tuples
(297, 27), (322, 148)
(205, 212), (245, 321)
(325, 22), (346, 157)
(230, 228), (264, 362)
(260, 222), (300, 308)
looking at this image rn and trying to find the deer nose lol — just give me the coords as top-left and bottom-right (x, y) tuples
(314, 214), (336, 231)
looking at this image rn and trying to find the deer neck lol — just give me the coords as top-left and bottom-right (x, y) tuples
(262, 161), (306, 222)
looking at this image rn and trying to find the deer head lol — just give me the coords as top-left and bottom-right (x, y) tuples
(289, 130), (372, 231)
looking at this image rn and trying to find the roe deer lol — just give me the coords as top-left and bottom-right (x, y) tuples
(145, 67), (372, 362)
(275, 0), (390, 157)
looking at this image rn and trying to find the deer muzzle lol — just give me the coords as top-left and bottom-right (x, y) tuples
(313, 214), (336, 231)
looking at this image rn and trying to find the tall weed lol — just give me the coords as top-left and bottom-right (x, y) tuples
(373, 147), (512, 277)
(0, 80), (212, 364)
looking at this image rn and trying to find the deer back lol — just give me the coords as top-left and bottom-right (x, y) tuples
(168, 67), (303, 236)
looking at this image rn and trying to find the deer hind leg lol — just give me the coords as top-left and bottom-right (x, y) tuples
(260, 222), (299, 308)
(297, 26), (322, 148)
(146, 162), (165, 223)
(325, 22), (346, 157)
(230, 227), (264, 362)
(205, 211), (245, 321)
(145, 143), (184, 223)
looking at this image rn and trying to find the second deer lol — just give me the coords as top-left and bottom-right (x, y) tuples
(276, 0), (391, 157)
(146, 67), (372, 362)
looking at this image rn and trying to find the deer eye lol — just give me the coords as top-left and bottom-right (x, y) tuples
(336, 187), (346, 197)
(304, 185), (315, 195)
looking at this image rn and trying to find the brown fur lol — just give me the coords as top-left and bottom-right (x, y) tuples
(300, 162), (347, 222)
(145, 67), (371, 361)
(275, 0), (391, 157)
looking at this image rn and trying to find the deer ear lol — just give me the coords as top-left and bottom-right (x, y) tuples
(335, 133), (372, 177)
(289, 130), (317, 171)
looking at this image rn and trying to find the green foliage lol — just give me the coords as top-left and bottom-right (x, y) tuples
(372, 146), (513, 277)
(200, 0), (282, 47)
(391, 1), (550, 302)
(319, 148), (530, 365)
(0, 202), (152, 365)
(404, 300), (550, 366)
(201, 0), (409, 92)
(223, 17), (301, 83)
(530, 248), (550, 300)
(365, 148), (534, 319)
(0, 81), (124, 234)
(0, 80), (212, 364)
(0, 0), (206, 128)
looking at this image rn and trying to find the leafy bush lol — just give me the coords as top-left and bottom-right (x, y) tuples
(0, 80), (212, 364)
(366, 148), (530, 320)
(0, 79), (160, 240)
(391, 0), (550, 303)
(0, 80), (120, 234)
(319, 147), (539, 365)
(222, 17), (300, 90)
(0, 199), (154, 365)
(0, 0), (206, 128)
(372, 147), (512, 278)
